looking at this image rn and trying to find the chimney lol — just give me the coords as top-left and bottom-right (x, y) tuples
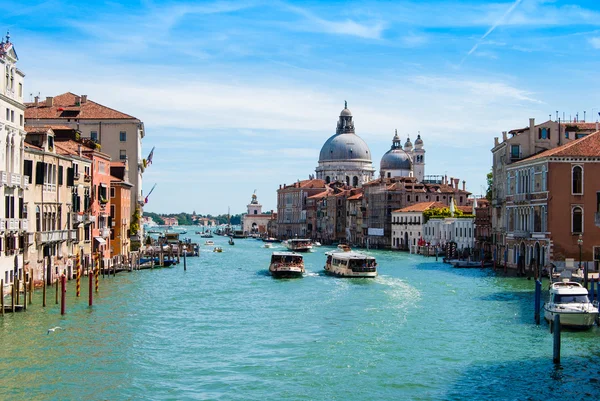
(453, 178), (460, 190)
(34, 96), (39, 106)
(449, 177), (454, 188)
(462, 180), (466, 191)
(45, 96), (53, 107)
(74, 95), (81, 105)
(502, 131), (507, 141)
(444, 175), (447, 185)
(81, 95), (88, 104)
(494, 137), (499, 146)
(529, 117), (535, 152)
(78, 145), (82, 157)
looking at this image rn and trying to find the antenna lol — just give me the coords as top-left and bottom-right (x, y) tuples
(584, 111), (586, 122)
(556, 111), (558, 121)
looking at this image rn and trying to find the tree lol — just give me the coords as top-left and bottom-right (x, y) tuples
(130, 206), (141, 236)
(486, 170), (493, 202)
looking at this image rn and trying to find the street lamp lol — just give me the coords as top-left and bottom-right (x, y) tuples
(578, 234), (586, 288)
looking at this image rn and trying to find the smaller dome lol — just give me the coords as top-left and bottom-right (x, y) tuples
(415, 134), (423, 145)
(380, 149), (412, 170)
(404, 137), (413, 149)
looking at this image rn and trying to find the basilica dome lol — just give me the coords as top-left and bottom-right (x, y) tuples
(380, 131), (413, 178)
(318, 104), (372, 162)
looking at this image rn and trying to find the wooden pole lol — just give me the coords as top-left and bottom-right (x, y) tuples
(60, 273), (66, 315)
(55, 268), (59, 305)
(29, 269), (33, 304)
(15, 278), (20, 306)
(552, 315), (561, 364)
(88, 257), (93, 307)
(76, 256), (81, 297)
(534, 280), (541, 325)
(1, 279), (4, 315)
(11, 281), (15, 313)
(23, 277), (27, 311)
(43, 267), (47, 307)
(95, 265), (99, 293)
(184, 250), (187, 271)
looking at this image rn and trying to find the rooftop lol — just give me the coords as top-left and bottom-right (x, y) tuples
(518, 130), (600, 162)
(393, 201), (447, 213)
(25, 92), (138, 120)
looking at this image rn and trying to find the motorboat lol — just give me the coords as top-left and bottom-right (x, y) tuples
(285, 238), (313, 253)
(204, 240), (215, 246)
(263, 243), (273, 248)
(543, 280), (599, 329)
(324, 250), (377, 278)
(269, 252), (304, 278)
(337, 244), (351, 252)
(213, 247), (223, 253)
(263, 237), (282, 243)
(228, 237), (235, 245)
(313, 241), (322, 247)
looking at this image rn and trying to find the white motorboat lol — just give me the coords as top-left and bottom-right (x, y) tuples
(284, 238), (313, 252)
(204, 240), (215, 246)
(324, 250), (377, 278)
(337, 244), (351, 252)
(269, 252), (305, 278)
(263, 243), (273, 248)
(544, 280), (598, 329)
(313, 241), (322, 247)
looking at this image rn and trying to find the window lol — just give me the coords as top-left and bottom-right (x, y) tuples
(18, 83), (22, 97)
(5, 108), (8, 121)
(10, 110), (14, 122)
(511, 144), (520, 159)
(110, 187), (115, 198)
(572, 206), (583, 233)
(110, 204), (116, 219)
(539, 127), (550, 139)
(119, 150), (127, 160)
(19, 114), (23, 126)
(572, 165), (583, 195)
(119, 131), (126, 142)
(91, 131), (98, 142)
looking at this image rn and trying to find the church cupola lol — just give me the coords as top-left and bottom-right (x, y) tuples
(404, 136), (413, 151)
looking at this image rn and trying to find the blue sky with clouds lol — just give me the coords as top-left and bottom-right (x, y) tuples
(2, 0), (600, 214)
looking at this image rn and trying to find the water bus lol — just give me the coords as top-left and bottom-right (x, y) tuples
(269, 252), (305, 278)
(284, 239), (313, 252)
(324, 251), (377, 278)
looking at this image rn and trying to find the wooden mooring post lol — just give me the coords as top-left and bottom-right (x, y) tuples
(183, 249), (187, 271)
(552, 315), (561, 364)
(11, 281), (15, 313)
(55, 269), (59, 305)
(23, 277), (27, 311)
(15, 278), (20, 306)
(1, 279), (4, 315)
(534, 280), (541, 325)
(61, 273), (66, 315)
(29, 270), (33, 305)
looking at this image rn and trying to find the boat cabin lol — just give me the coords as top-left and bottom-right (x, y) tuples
(271, 252), (303, 266)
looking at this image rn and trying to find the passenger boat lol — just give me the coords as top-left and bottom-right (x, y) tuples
(337, 244), (351, 252)
(285, 238), (313, 252)
(269, 252), (305, 278)
(232, 230), (246, 239)
(213, 247), (223, 253)
(204, 240), (214, 246)
(543, 280), (599, 329)
(324, 250), (377, 278)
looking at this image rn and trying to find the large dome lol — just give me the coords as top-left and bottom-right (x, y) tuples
(319, 133), (372, 162)
(380, 148), (412, 170)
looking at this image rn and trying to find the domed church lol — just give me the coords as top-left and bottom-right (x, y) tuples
(315, 102), (376, 187)
(379, 131), (425, 182)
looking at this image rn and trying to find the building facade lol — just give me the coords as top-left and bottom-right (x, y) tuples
(242, 193), (273, 234)
(277, 179), (327, 239)
(1, 34), (27, 288)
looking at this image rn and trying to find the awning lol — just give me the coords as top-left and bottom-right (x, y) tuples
(94, 237), (106, 244)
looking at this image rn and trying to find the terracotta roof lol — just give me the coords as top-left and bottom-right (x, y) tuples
(54, 140), (94, 157)
(393, 201), (446, 213)
(308, 190), (331, 200)
(519, 130), (600, 162)
(348, 193), (363, 200)
(24, 143), (42, 151)
(25, 92), (137, 120)
(456, 206), (473, 214)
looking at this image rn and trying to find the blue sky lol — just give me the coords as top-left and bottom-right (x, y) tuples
(3, 0), (600, 214)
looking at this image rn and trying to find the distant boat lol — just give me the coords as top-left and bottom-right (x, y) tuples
(213, 247), (223, 253)
(285, 239), (313, 252)
(228, 237), (235, 245)
(205, 240), (215, 246)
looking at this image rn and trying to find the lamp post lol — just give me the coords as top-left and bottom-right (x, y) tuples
(578, 234), (586, 288)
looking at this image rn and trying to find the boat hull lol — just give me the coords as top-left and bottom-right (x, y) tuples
(269, 265), (304, 279)
(324, 265), (377, 278)
(543, 306), (598, 329)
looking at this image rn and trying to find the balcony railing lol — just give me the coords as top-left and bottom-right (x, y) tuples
(23, 175), (29, 189)
(100, 228), (111, 238)
(68, 229), (78, 241)
(0, 171), (7, 185)
(36, 230), (70, 243)
(10, 172), (20, 186)
(8, 218), (19, 231)
(84, 214), (96, 224)
(72, 213), (84, 224)
(512, 230), (531, 239)
(0, 218), (5, 231)
(20, 219), (28, 231)
(43, 183), (57, 192)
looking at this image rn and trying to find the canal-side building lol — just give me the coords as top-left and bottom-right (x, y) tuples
(315, 103), (375, 187)
(110, 161), (132, 257)
(277, 179), (327, 239)
(25, 92), (145, 236)
(346, 190), (364, 246)
(391, 201), (445, 252)
(490, 118), (598, 271)
(242, 192), (273, 235)
(23, 126), (80, 283)
(0, 33), (27, 288)
(503, 129), (600, 271)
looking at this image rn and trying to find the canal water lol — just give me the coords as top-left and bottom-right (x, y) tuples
(1, 232), (599, 400)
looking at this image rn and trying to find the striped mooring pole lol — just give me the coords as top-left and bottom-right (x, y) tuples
(76, 255), (81, 297)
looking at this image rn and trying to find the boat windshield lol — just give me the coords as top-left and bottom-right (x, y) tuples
(348, 259), (376, 268)
(271, 255), (302, 265)
(554, 294), (590, 303)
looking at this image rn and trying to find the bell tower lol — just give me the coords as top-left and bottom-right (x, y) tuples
(247, 191), (262, 215)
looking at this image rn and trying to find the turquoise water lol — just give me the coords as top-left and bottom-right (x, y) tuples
(1, 232), (599, 400)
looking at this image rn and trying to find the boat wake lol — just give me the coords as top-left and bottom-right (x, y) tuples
(373, 276), (421, 317)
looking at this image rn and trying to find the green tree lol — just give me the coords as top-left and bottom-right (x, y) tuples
(130, 206), (141, 236)
(486, 170), (493, 202)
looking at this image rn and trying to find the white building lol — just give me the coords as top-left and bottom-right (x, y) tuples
(423, 217), (475, 252)
(242, 192), (273, 234)
(391, 201), (444, 252)
(0, 33), (27, 289)
(315, 102), (375, 187)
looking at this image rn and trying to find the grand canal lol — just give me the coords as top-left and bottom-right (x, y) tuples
(1, 232), (599, 400)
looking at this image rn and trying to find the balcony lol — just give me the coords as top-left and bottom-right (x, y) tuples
(0, 171), (7, 185)
(20, 219), (28, 231)
(72, 213), (84, 224)
(100, 228), (111, 238)
(84, 214), (96, 224)
(74, 172), (81, 181)
(36, 230), (70, 243)
(0, 218), (5, 231)
(22, 175), (29, 189)
(84, 174), (91, 183)
(10, 172), (20, 186)
(68, 229), (78, 241)
(43, 183), (57, 192)
(512, 230), (531, 239)
(8, 218), (19, 231)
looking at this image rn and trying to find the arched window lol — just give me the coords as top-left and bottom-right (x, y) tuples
(254, 210), (257, 215)
(572, 166), (583, 194)
(36, 206), (41, 232)
(353, 176), (358, 187)
(325, 176), (330, 184)
(572, 206), (583, 233)
(346, 176), (350, 186)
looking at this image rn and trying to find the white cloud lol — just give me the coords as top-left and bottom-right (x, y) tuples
(589, 37), (600, 49)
